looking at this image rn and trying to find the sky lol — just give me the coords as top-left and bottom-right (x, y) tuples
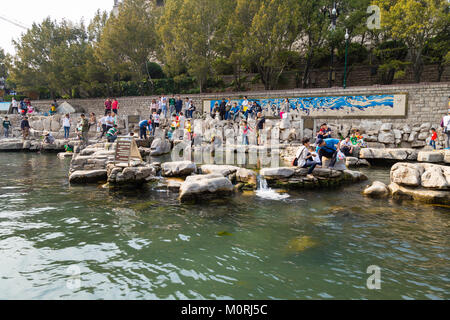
(0, 0), (114, 54)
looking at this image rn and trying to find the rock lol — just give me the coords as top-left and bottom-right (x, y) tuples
(417, 132), (428, 140)
(411, 140), (426, 148)
(179, 174), (234, 202)
(235, 168), (257, 188)
(57, 152), (73, 159)
(378, 131), (395, 144)
(260, 167), (295, 180)
(50, 120), (61, 132)
(417, 151), (444, 163)
(390, 162), (423, 187)
(107, 164), (156, 185)
(0, 139), (24, 150)
(359, 148), (418, 161)
(150, 138), (171, 156)
(402, 124), (411, 134)
(444, 150), (450, 164)
(363, 181), (389, 198)
(200, 164), (240, 177)
(342, 170), (368, 182)
(69, 170), (107, 184)
(419, 122), (431, 132)
(389, 182), (450, 204)
(167, 179), (183, 192)
(161, 161), (197, 177)
(380, 123), (392, 131)
(421, 165), (449, 190)
(346, 157), (370, 167)
(393, 129), (402, 140)
(408, 131), (417, 142)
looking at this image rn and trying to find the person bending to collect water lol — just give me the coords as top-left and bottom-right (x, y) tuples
(316, 138), (341, 168)
(294, 138), (317, 179)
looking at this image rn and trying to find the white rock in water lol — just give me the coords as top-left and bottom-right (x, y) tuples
(390, 162), (423, 187)
(69, 170), (107, 184)
(161, 161), (197, 177)
(200, 164), (240, 176)
(260, 167), (295, 179)
(363, 181), (389, 197)
(417, 151), (444, 163)
(179, 174), (234, 202)
(150, 138), (171, 156)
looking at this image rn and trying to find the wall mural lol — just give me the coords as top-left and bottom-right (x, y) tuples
(205, 94), (407, 117)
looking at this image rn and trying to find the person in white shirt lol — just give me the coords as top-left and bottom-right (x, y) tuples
(62, 114), (71, 139)
(11, 98), (18, 114)
(294, 137), (317, 179)
(98, 115), (108, 138)
(441, 108), (450, 148)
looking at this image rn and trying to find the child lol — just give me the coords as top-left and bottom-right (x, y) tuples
(185, 119), (192, 141)
(241, 121), (252, 145)
(430, 128), (437, 150)
(3, 116), (11, 138)
(309, 146), (321, 166)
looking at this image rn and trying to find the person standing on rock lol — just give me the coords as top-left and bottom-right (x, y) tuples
(441, 109), (450, 149)
(98, 114), (108, 139)
(20, 116), (30, 140)
(169, 95), (176, 116)
(139, 119), (151, 140)
(219, 98), (227, 121)
(112, 98), (119, 115)
(11, 98), (18, 114)
(62, 114), (71, 139)
(175, 96), (183, 115)
(3, 116), (11, 138)
(104, 98), (112, 116)
(160, 95), (167, 118)
(256, 112), (265, 146)
(79, 114), (89, 146)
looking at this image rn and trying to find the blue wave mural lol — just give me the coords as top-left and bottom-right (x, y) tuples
(209, 95), (395, 115)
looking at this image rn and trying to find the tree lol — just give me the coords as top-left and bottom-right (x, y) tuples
(374, 0), (450, 82)
(423, 30), (450, 82)
(244, 0), (300, 90)
(95, 0), (161, 91)
(0, 48), (7, 79)
(9, 18), (92, 98)
(158, 0), (226, 93)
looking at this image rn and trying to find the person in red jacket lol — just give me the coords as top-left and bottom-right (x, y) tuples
(429, 128), (437, 150)
(112, 98), (119, 115)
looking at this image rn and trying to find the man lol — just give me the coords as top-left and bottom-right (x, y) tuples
(104, 98), (112, 116)
(294, 137), (317, 179)
(43, 131), (55, 144)
(169, 95), (176, 116)
(11, 98), (18, 114)
(256, 112), (265, 145)
(175, 96), (183, 115)
(98, 114), (108, 139)
(219, 98), (227, 121)
(187, 100), (196, 119)
(106, 125), (119, 143)
(139, 119), (152, 140)
(3, 116), (11, 138)
(105, 111), (115, 134)
(316, 138), (341, 168)
(442, 109), (450, 149)
(317, 123), (332, 141)
(160, 95), (167, 118)
(79, 114), (89, 146)
(21, 116), (30, 140)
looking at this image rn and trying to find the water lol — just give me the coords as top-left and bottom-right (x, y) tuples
(255, 176), (290, 201)
(0, 153), (449, 300)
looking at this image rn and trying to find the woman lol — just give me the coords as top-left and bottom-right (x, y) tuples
(150, 99), (158, 114)
(62, 114), (71, 139)
(280, 98), (290, 119)
(294, 137), (317, 179)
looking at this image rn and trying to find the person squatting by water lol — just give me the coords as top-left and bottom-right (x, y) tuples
(293, 137), (317, 179)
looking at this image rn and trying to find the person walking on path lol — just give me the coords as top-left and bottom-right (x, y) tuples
(62, 114), (71, 139)
(112, 99), (119, 115)
(11, 98), (18, 114)
(160, 95), (167, 118)
(3, 116), (11, 138)
(169, 95), (176, 116)
(441, 108), (450, 149)
(175, 96), (183, 115)
(104, 98), (112, 116)
(429, 128), (437, 150)
(21, 116), (30, 140)
(219, 98), (227, 121)
(79, 114), (89, 146)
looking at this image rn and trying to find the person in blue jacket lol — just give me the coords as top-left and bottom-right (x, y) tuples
(139, 119), (152, 140)
(316, 138), (341, 168)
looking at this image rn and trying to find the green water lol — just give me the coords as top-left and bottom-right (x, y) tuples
(0, 153), (448, 300)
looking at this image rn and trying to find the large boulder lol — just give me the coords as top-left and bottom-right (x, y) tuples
(161, 161), (197, 177)
(359, 148), (418, 161)
(69, 170), (107, 184)
(150, 138), (171, 156)
(179, 174), (234, 202)
(390, 162), (423, 187)
(0, 139), (23, 150)
(389, 182), (450, 204)
(235, 168), (257, 189)
(107, 164), (156, 185)
(363, 181), (389, 198)
(378, 131), (395, 144)
(420, 164), (449, 190)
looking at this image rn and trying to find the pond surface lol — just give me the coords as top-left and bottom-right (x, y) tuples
(0, 153), (448, 299)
